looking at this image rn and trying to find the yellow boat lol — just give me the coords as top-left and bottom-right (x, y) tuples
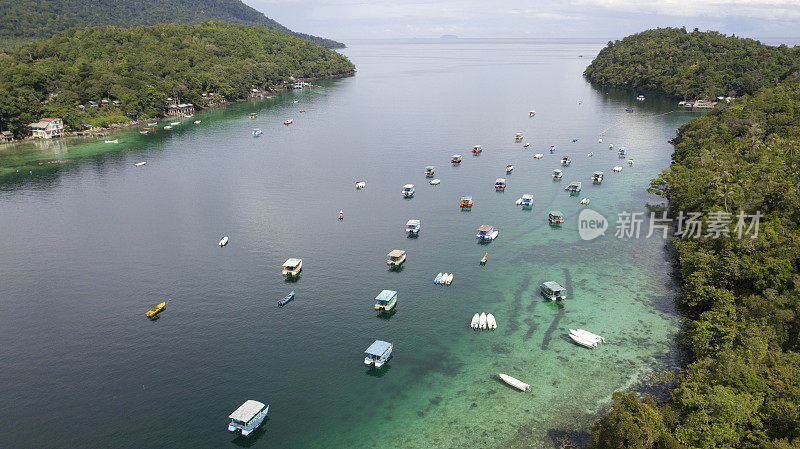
(146, 301), (167, 318)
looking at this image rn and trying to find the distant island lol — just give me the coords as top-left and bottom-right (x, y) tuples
(0, 22), (355, 138)
(584, 27), (800, 99)
(440, 35), (459, 39)
(0, 0), (345, 49)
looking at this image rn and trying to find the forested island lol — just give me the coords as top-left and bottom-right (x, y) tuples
(588, 32), (800, 449)
(0, 22), (354, 138)
(0, 0), (344, 49)
(584, 28), (800, 99)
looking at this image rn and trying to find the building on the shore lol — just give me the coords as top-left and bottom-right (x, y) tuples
(165, 103), (195, 117)
(1, 131), (14, 143)
(28, 118), (64, 139)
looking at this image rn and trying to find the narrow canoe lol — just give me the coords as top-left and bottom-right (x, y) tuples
(278, 290), (295, 306)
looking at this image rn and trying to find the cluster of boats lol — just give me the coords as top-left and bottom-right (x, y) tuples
(433, 272), (454, 285)
(470, 312), (497, 330)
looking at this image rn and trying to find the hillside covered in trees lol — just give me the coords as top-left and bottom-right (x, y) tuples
(590, 71), (800, 447)
(584, 28), (800, 99)
(0, 22), (355, 137)
(0, 0), (344, 49)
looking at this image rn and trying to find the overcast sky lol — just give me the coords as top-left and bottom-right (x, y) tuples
(243, 0), (800, 42)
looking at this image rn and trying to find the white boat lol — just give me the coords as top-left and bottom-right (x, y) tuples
(219, 236), (229, 247)
(445, 273), (453, 285)
(613, 166), (623, 172)
(293, 100), (299, 103)
(134, 162), (147, 167)
(170, 121), (180, 125)
(628, 159), (635, 166)
(499, 373), (531, 391)
(609, 143), (614, 149)
(587, 152), (594, 157)
(194, 120), (201, 124)
(569, 332), (598, 348)
(471, 313), (480, 329)
(515, 198), (522, 206)
(284, 119), (293, 125)
(386, 250), (406, 267)
(529, 110), (536, 117)
(598, 138), (603, 143)
(355, 181), (366, 189)
(523, 142), (530, 148)
(479, 312), (487, 329)
(489, 230), (499, 240)
(487, 313), (497, 330)
(429, 178), (441, 185)
(402, 184), (415, 198)
(506, 165), (514, 174)
(434, 272), (443, 284)
(514, 132), (523, 140)
(533, 153), (543, 159)
(104, 139), (118, 144)
(580, 198), (590, 205)
(228, 400), (269, 436)
(570, 328), (605, 343)
(164, 125), (172, 130)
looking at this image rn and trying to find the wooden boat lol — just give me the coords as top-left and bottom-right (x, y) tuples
(228, 400), (269, 436)
(218, 236), (229, 247)
(364, 340), (393, 368)
(499, 373), (531, 391)
(374, 290), (397, 312)
(145, 300), (168, 319)
(471, 313), (480, 329)
(134, 162), (147, 167)
(480, 252), (488, 264)
(278, 290), (295, 306)
(487, 313), (497, 330)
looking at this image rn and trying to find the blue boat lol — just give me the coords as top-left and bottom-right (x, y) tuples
(550, 145), (556, 153)
(520, 194), (534, 208)
(252, 128), (263, 137)
(565, 182), (582, 193)
(364, 340), (393, 368)
(476, 225), (497, 240)
(618, 147), (627, 157)
(548, 210), (565, 225)
(277, 290), (295, 306)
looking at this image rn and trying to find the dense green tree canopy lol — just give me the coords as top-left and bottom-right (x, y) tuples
(584, 28), (800, 99)
(0, 22), (355, 137)
(0, 0), (344, 49)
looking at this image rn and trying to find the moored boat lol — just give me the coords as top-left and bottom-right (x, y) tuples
(552, 169), (563, 179)
(565, 181), (582, 193)
(471, 313), (480, 329)
(170, 121), (180, 126)
(386, 249), (406, 267)
(506, 164), (514, 174)
(219, 236), (229, 247)
(163, 125), (172, 130)
(228, 400), (269, 436)
(283, 119), (293, 125)
(494, 178), (506, 190)
(364, 340), (393, 368)
(540, 281), (567, 301)
(487, 313), (497, 330)
(434, 272), (444, 284)
(479, 312), (487, 329)
(520, 194), (533, 208)
(282, 258), (303, 277)
(249, 113), (258, 119)
(405, 219), (420, 236)
(523, 142), (530, 148)
(548, 210), (565, 225)
(514, 132), (523, 140)
(618, 147), (627, 157)
(424, 166), (435, 177)
(550, 145), (556, 153)
(480, 252), (488, 264)
(460, 196), (473, 209)
(402, 184), (415, 198)
(451, 154), (462, 164)
(355, 181), (366, 189)
(533, 153), (543, 159)
(569, 332), (598, 348)
(429, 178), (441, 185)
(499, 373), (531, 391)
(134, 161), (147, 167)
(278, 290), (295, 306)
(194, 120), (201, 124)
(476, 225), (497, 240)
(104, 139), (118, 144)
(569, 328), (605, 344)
(592, 171), (604, 183)
(374, 290), (397, 312)
(252, 128), (263, 137)
(145, 301), (167, 319)
(561, 155), (571, 166)
(472, 145), (482, 154)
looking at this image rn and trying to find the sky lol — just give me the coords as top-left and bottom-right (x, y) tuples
(243, 0), (800, 42)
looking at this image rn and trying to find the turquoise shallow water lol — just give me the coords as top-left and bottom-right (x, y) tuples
(0, 39), (697, 448)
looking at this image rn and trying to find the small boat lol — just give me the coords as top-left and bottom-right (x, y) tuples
(533, 153), (543, 159)
(572, 138), (578, 142)
(613, 166), (623, 172)
(476, 225), (496, 240)
(523, 142), (530, 148)
(194, 120), (201, 124)
(625, 107), (634, 113)
(598, 138), (603, 143)
(170, 121), (180, 126)
(374, 290), (397, 312)
(429, 178), (441, 185)
(515, 198), (522, 206)
(637, 95), (645, 101)
(139, 131), (149, 135)
(445, 273), (454, 285)
(587, 152), (594, 157)
(506, 165), (514, 174)
(548, 210), (565, 225)
(355, 181), (366, 189)
(402, 184), (415, 198)
(104, 139), (118, 144)
(609, 143), (614, 149)
(569, 333), (598, 348)
(228, 400), (269, 436)
(561, 156), (571, 166)
(142, 127), (155, 131)
(278, 290), (295, 306)
(471, 313), (480, 329)
(434, 272), (444, 284)
(386, 249), (406, 267)
(145, 301), (167, 319)
(451, 154), (462, 164)
(283, 119), (293, 125)
(424, 165), (435, 177)
(479, 312), (487, 329)
(529, 110), (536, 117)
(282, 258), (303, 277)
(147, 122), (158, 127)
(472, 145), (482, 154)
(570, 328), (605, 344)
(299, 110), (306, 113)
(293, 100), (299, 104)
(494, 178), (506, 190)
(592, 171), (604, 183)
(364, 340), (393, 368)
(628, 159), (634, 166)
(618, 147), (627, 157)
(540, 281), (567, 301)
(460, 196), (473, 209)
(514, 133), (523, 140)
(219, 236), (229, 247)
(487, 313), (497, 330)
(338, 210), (343, 220)
(520, 194), (533, 208)
(134, 162), (147, 167)
(480, 252), (488, 264)
(249, 113), (258, 119)
(550, 145), (556, 153)
(552, 169), (563, 179)
(252, 128), (263, 137)
(164, 125), (172, 130)
(437, 273), (448, 285)
(580, 198), (590, 205)
(499, 373), (531, 391)
(405, 219), (420, 236)
(565, 182), (582, 193)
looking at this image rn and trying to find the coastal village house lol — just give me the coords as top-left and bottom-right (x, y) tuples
(165, 97), (195, 117)
(28, 118), (64, 139)
(1, 131), (14, 143)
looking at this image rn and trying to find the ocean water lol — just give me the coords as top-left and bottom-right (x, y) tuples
(0, 39), (698, 448)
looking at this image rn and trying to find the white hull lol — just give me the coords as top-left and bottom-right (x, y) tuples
(219, 236), (229, 247)
(570, 328), (605, 343)
(569, 333), (597, 348)
(134, 162), (147, 167)
(487, 314), (497, 330)
(104, 139), (118, 143)
(434, 272), (443, 283)
(515, 198), (522, 205)
(613, 166), (623, 172)
(533, 153), (543, 159)
(355, 181), (366, 189)
(489, 230), (499, 240)
(430, 179), (440, 185)
(479, 312), (487, 329)
(439, 273), (448, 284)
(471, 313), (480, 329)
(194, 120), (201, 124)
(444, 273), (453, 285)
(170, 122), (180, 125)
(499, 373), (530, 391)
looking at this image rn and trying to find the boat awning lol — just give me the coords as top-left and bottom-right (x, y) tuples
(549, 210), (564, 216)
(461, 196), (472, 201)
(522, 194), (534, 200)
(452, 154), (462, 158)
(283, 258), (302, 267)
(542, 281), (565, 292)
(403, 184), (415, 189)
(365, 340), (392, 357)
(593, 171), (604, 176)
(477, 225), (492, 232)
(387, 250), (405, 258)
(425, 166), (435, 170)
(495, 178), (506, 183)
(553, 169), (562, 173)
(406, 220), (420, 226)
(229, 400), (266, 422)
(375, 290), (397, 301)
